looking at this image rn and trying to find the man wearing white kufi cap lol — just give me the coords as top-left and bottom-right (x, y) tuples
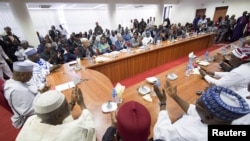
(3, 61), (38, 128)
(16, 86), (96, 141)
(200, 40), (250, 92)
(153, 81), (250, 141)
(24, 48), (60, 93)
(233, 81), (250, 125)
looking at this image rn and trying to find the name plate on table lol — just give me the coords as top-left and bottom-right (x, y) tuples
(55, 81), (75, 92)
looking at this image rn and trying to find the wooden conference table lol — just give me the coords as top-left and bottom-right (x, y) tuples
(83, 32), (215, 84)
(47, 45), (223, 141)
(47, 33), (244, 141)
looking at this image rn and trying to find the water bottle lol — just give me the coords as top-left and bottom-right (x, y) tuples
(155, 79), (161, 87)
(221, 46), (227, 55)
(185, 63), (193, 76)
(152, 79), (161, 96)
(127, 46), (131, 54)
(76, 57), (81, 66)
(112, 88), (118, 103)
(239, 38), (243, 48)
(86, 50), (92, 64)
(204, 50), (209, 61)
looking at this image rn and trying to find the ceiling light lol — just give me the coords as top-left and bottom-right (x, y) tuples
(39, 5), (51, 8)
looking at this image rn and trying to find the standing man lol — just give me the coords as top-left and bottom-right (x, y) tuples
(94, 22), (103, 35)
(0, 45), (13, 81)
(2, 26), (20, 70)
(231, 11), (248, 42)
(49, 25), (61, 42)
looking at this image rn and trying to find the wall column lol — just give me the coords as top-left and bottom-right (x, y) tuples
(155, 3), (164, 25)
(107, 3), (116, 30)
(9, 0), (40, 47)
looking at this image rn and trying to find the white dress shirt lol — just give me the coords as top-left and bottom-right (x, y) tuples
(154, 105), (208, 141)
(204, 63), (250, 92)
(16, 109), (96, 141)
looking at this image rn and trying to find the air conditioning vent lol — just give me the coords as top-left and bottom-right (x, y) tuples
(134, 5), (143, 8)
(39, 5), (51, 8)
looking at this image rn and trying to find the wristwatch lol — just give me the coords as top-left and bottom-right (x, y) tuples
(159, 102), (166, 106)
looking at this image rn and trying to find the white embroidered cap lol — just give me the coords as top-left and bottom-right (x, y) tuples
(24, 48), (37, 56)
(13, 61), (33, 72)
(232, 41), (250, 60)
(33, 90), (65, 114)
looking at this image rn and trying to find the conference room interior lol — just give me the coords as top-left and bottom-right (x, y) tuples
(0, 0), (250, 140)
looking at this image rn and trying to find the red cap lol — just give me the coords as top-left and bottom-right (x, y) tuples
(117, 101), (151, 141)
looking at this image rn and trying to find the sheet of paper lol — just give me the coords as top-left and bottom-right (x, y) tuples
(55, 81), (75, 91)
(95, 56), (111, 63)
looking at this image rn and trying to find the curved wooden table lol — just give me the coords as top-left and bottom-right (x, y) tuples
(47, 66), (113, 141)
(46, 36), (248, 140)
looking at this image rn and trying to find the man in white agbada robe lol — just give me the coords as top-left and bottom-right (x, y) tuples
(199, 40), (250, 92)
(3, 61), (37, 128)
(233, 82), (250, 125)
(153, 81), (250, 141)
(142, 31), (154, 46)
(24, 48), (60, 92)
(16, 86), (96, 141)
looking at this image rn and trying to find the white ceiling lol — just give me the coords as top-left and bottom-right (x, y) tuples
(0, 2), (157, 10)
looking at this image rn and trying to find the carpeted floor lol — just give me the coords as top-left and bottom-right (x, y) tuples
(0, 106), (20, 141)
(118, 43), (226, 88)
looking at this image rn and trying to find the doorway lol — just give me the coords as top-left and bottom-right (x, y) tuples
(213, 6), (228, 23)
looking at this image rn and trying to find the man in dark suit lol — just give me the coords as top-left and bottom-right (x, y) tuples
(48, 25), (61, 42)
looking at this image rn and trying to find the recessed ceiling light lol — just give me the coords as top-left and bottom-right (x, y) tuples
(39, 5), (51, 8)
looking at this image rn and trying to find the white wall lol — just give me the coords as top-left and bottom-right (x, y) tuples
(29, 6), (157, 37)
(29, 10), (60, 36)
(170, 0), (249, 25)
(116, 7), (156, 29)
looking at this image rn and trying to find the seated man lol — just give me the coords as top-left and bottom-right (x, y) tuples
(4, 61), (37, 128)
(122, 28), (132, 42)
(98, 36), (112, 54)
(16, 86), (96, 141)
(77, 38), (96, 60)
(130, 32), (143, 48)
(102, 101), (151, 141)
(89, 35), (99, 54)
(233, 81), (250, 125)
(51, 41), (73, 64)
(153, 80), (250, 141)
(142, 31), (154, 46)
(40, 43), (63, 65)
(115, 33), (127, 51)
(24, 48), (60, 92)
(199, 40), (250, 92)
